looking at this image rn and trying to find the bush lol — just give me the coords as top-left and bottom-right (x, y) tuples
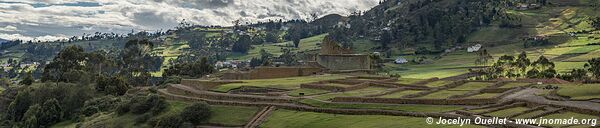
(163, 76), (182, 85)
(116, 102), (131, 115)
(180, 102), (212, 125)
(95, 75), (130, 96)
(129, 94), (168, 115)
(155, 114), (184, 128)
(82, 95), (120, 116)
(134, 113), (152, 125)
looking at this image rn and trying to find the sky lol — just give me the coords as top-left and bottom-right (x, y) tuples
(0, 0), (379, 41)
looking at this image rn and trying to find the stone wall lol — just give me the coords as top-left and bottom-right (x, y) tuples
(316, 54), (371, 71)
(319, 36), (352, 55)
(331, 97), (497, 105)
(222, 66), (323, 80)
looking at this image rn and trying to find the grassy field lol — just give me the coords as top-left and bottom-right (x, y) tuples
(396, 78), (425, 84)
(484, 107), (529, 117)
(150, 42), (190, 77)
(556, 84), (600, 100)
(209, 105), (260, 125)
(313, 87), (390, 101)
(260, 109), (484, 128)
(419, 90), (470, 99)
(514, 110), (546, 119)
(211, 74), (348, 92)
(467, 93), (500, 99)
(384, 51), (479, 79)
(300, 99), (462, 112)
(287, 88), (330, 97)
(565, 49), (600, 62)
(424, 80), (451, 87)
(378, 90), (424, 98)
(450, 82), (493, 91)
(229, 34), (327, 60)
(500, 83), (532, 89)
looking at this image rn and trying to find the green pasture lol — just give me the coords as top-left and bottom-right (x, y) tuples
(260, 109), (483, 128)
(211, 74), (348, 92)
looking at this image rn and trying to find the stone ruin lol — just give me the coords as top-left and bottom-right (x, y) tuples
(222, 36), (372, 80)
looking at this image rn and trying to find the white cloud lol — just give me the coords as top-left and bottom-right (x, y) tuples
(0, 0), (379, 41)
(0, 25), (18, 32)
(0, 33), (66, 41)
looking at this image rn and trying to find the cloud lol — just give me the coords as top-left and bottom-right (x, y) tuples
(0, 0), (379, 41)
(0, 25), (18, 32)
(0, 33), (66, 41)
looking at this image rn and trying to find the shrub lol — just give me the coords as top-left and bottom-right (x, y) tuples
(116, 102), (131, 115)
(180, 102), (212, 125)
(155, 114), (184, 128)
(129, 94), (167, 115)
(134, 113), (152, 125)
(95, 75), (130, 96)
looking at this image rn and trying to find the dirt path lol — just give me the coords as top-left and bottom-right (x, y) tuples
(244, 106), (275, 128)
(502, 88), (600, 114)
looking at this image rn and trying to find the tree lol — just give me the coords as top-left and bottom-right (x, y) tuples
(180, 102), (212, 125)
(586, 58), (600, 79)
(22, 104), (41, 128)
(96, 75), (130, 96)
(232, 34), (251, 53)
(163, 57), (214, 78)
(41, 46), (88, 83)
(527, 56), (556, 78)
(39, 98), (62, 127)
(475, 49), (493, 65)
(121, 39), (155, 86)
(515, 51), (531, 75)
(592, 17), (600, 30)
(19, 72), (33, 85)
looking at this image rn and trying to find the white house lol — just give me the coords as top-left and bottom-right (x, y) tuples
(394, 57), (408, 64)
(467, 44), (482, 53)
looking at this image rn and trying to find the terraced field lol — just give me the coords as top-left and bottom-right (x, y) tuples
(378, 90), (424, 98)
(556, 84), (600, 100)
(211, 74), (349, 92)
(313, 87), (390, 101)
(261, 110), (483, 128)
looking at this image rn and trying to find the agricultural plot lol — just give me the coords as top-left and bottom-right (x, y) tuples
(513, 110), (546, 119)
(287, 88), (330, 97)
(209, 105), (260, 126)
(300, 99), (462, 112)
(467, 93), (500, 98)
(229, 34), (327, 60)
(260, 110), (483, 128)
(313, 87), (390, 101)
(484, 107), (530, 118)
(378, 90), (424, 98)
(556, 84), (600, 100)
(211, 74), (348, 92)
(564, 49), (600, 62)
(419, 90), (470, 99)
(450, 82), (493, 91)
(396, 78), (425, 85)
(424, 80), (452, 87)
(499, 82), (531, 89)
